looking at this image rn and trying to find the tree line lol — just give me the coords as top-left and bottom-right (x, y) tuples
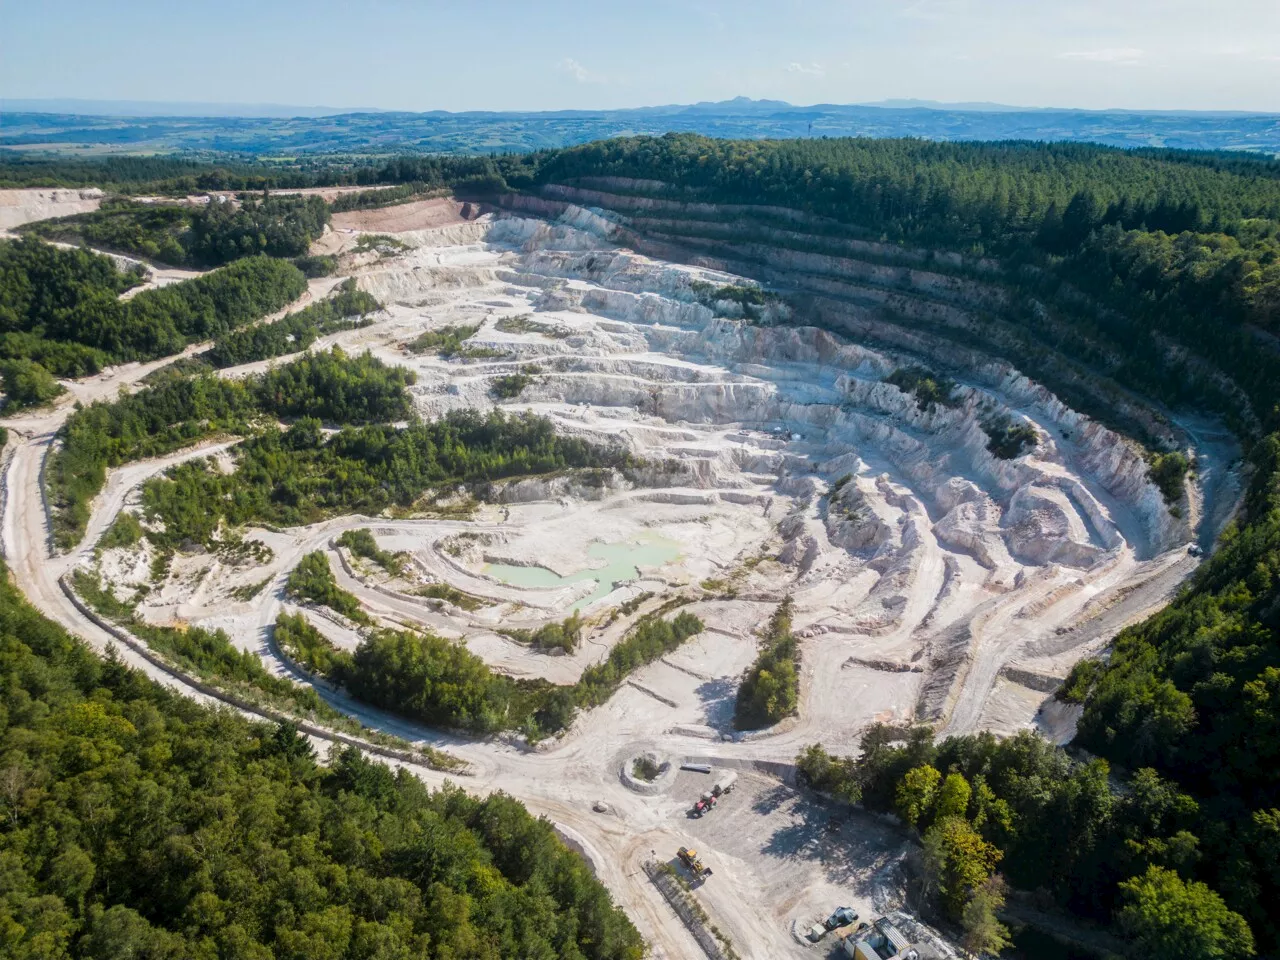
(0, 236), (306, 380)
(276, 604), (703, 739)
(21, 194), (330, 268)
(734, 597), (799, 730)
(138, 408), (630, 552)
(205, 279), (379, 367)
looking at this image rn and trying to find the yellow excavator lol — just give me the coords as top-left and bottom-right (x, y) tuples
(677, 846), (713, 880)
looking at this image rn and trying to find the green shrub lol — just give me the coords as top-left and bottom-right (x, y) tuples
(274, 611), (353, 677)
(98, 511), (144, 550)
(285, 552), (370, 625)
(502, 612), (584, 653)
(491, 371), (535, 399)
(337, 527), (405, 575)
(981, 413), (1038, 459)
(734, 597), (799, 730)
(1147, 450), (1190, 503)
(885, 366), (959, 410)
(1, 357), (64, 410)
(291, 253), (337, 277)
(406, 323), (479, 356)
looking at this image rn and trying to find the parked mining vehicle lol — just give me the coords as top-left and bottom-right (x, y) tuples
(805, 908), (861, 943)
(677, 846), (713, 880)
(711, 771), (737, 797)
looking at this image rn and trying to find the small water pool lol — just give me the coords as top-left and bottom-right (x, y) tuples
(485, 537), (680, 612)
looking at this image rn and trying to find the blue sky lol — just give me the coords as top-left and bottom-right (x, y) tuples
(4, 0), (1278, 112)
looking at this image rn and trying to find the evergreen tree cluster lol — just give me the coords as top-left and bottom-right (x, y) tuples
(798, 727), (1255, 959)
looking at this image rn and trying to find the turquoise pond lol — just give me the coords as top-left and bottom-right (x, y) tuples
(484, 538), (681, 612)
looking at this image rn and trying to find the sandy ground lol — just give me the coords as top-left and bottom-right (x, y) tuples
(0, 187), (104, 230)
(330, 196), (481, 234)
(0, 202), (1246, 959)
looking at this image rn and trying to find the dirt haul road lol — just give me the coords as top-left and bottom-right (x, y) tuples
(0, 204), (1247, 958)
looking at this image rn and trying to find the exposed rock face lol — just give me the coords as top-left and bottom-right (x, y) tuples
(481, 211), (1190, 565)
(280, 198), (1233, 741)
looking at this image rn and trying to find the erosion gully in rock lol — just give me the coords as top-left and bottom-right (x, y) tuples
(8, 193), (1243, 959)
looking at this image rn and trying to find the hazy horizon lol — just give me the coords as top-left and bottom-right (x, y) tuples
(6, 95), (1280, 120)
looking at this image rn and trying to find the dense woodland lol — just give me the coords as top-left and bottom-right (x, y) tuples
(0, 237), (305, 380)
(510, 136), (1280, 443)
(21, 195), (330, 267)
(205, 279), (379, 367)
(797, 728), (1254, 960)
(139, 407), (628, 551)
(48, 348), (415, 547)
(0, 560), (645, 959)
(277, 605), (703, 739)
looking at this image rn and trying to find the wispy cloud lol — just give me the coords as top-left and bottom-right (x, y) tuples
(556, 58), (606, 84)
(786, 61), (826, 77)
(1057, 47), (1146, 65)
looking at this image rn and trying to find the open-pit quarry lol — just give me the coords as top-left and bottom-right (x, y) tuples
(0, 191), (1242, 959)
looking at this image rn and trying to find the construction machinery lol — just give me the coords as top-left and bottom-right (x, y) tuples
(691, 792), (718, 817)
(805, 908), (862, 943)
(711, 771), (737, 796)
(677, 846), (713, 880)
(825, 907), (859, 930)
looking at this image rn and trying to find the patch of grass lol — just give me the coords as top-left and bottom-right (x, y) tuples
(494, 314), (571, 339)
(99, 511), (145, 550)
(232, 577), (271, 602)
(982, 413), (1038, 459)
(353, 233), (408, 255)
(453, 344), (507, 360)
(413, 582), (490, 612)
(884, 365), (960, 411)
(632, 756), (662, 781)
(700, 577), (737, 597)
(619, 591), (654, 616)
(216, 532), (273, 566)
(285, 552), (371, 625)
(337, 528), (405, 576)
(1147, 449), (1190, 504)
(70, 567), (141, 621)
(405, 323), (479, 357)
(490, 370), (535, 399)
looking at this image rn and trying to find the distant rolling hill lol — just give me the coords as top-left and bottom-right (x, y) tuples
(2, 96), (1277, 156)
